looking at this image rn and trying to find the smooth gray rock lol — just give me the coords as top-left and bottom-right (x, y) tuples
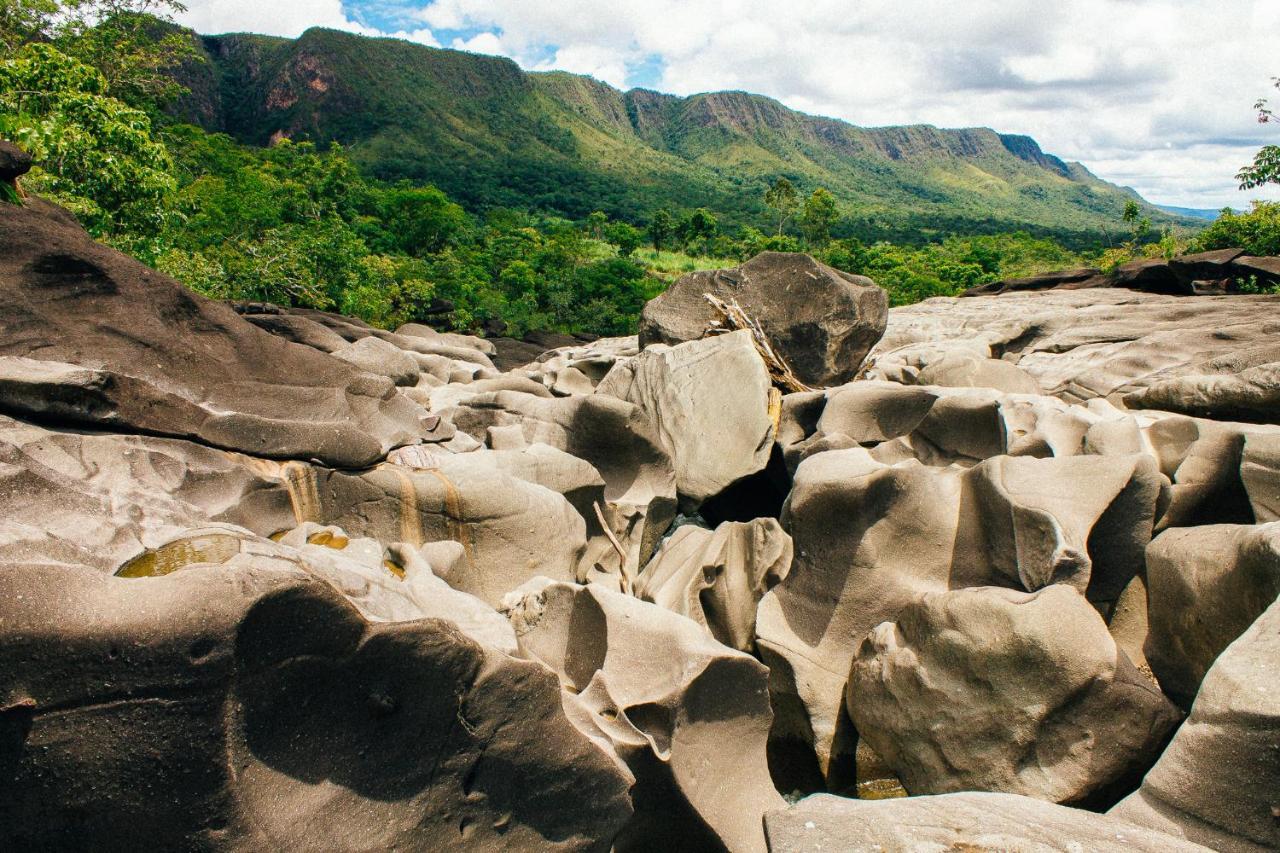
(597, 330), (774, 510)
(870, 288), (1280, 409)
(0, 563), (634, 851)
(1242, 432), (1280, 522)
(1144, 523), (1280, 707)
(0, 199), (423, 467)
(330, 335), (422, 387)
(503, 579), (784, 853)
(756, 449), (1164, 785)
(635, 518), (791, 651)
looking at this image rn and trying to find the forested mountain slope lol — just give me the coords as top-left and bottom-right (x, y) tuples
(173, 27), (1193, 244)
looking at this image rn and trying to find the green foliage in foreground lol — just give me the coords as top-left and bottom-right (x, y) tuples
(1192, 201), (1280, 258)
(821, 232), (1082, 306)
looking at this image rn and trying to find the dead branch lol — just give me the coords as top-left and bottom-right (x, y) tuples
(703, 293), (814, 394)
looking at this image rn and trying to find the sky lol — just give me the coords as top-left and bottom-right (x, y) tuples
(175, 0), (1280, 210)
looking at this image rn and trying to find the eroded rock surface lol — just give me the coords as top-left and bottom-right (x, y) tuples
(1143, 523), (1280, 707)
(848, 585), (1181, 805)
(635, 517), (792, 651)
(597, 330), (775, 510)
(1112, 596), (1280, 852)
(870, 289), (1280, 406)
(0, 563), (634, 851)
(756, 448), (1164, 784)
(0, 199), (424, 467)
(2, 202), (1279, 852)
(503, 579), (784, 853)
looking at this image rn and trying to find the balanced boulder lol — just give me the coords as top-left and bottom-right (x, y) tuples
(639, 252), (887, 388)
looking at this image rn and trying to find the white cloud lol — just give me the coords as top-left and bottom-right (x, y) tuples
(178, 0), (1280, 207)
(450, 31), (506, 55)
(176, 1), (375, 39)
(534, 45), (631, 89)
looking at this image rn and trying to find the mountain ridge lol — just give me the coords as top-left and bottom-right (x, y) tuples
(171, 26), (1197, 245)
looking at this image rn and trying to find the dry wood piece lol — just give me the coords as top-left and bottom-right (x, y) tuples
(703, 293), (815, 393)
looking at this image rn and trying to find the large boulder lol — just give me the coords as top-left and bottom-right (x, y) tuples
(0, 199), (423, 467)
(596, 330), (774, 509)
(1111, 595), (1280, 852)
(0, 563), (634, 851)
(0, 139), (33, 183)
(1143, 523), (1280, 707)
(503, 580), (784, 853)
(765, 792), (1212, 852)
(639, 252), (887, 388)
(848, 585), (1181, 805)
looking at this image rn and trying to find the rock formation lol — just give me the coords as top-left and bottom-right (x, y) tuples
(0, 200), (425, 467)
(2, 189), (1279, 852)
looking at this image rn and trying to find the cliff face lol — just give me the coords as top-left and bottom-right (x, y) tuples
(168, 26), (1194, 242)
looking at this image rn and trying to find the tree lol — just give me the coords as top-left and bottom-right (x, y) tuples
(377, 185), (470, 256)
(1238, 77), (1280, 189)
(0, 42), (176, 240)
(0, 0), (58, 52)
(764, 176), (799, 236)
(648, 208), (674, 252)
(585, 209), (608, 240)
(677, 207), (717, 249)
(1122, 200), (1151, 242)
(604, 221), (643, 257)
(1, 1), (195, 113)
(800, 187), (839, 247)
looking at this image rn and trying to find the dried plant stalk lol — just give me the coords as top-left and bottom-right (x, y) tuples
(703, 293), (815, 394)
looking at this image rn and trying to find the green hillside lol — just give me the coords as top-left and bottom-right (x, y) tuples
(173, 27), (1195, 246)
